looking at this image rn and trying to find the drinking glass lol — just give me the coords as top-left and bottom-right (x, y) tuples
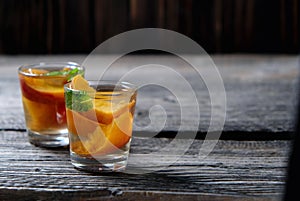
(64, 80), (137, 172)
(18, 62), (84, 147)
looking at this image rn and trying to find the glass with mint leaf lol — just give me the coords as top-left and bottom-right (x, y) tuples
(63, 78), (137, 172)
(18, 62), (84, 148)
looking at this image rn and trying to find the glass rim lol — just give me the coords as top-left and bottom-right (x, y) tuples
(64, 80), (138, 93)
(18, 62), (84, 77)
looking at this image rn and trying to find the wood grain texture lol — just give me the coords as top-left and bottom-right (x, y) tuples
(0, 131), (290, 200)
(0, 55), (298, 139)
(0, 55), (295, 199)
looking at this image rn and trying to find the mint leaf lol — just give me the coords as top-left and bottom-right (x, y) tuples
(45, 68), (84, 81)
(66, 68), (84, 81)
(65, 90), (93, 112)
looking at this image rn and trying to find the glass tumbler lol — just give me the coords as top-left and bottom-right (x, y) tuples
(18, 62), (84, 147)
(64, 80), (137, 172)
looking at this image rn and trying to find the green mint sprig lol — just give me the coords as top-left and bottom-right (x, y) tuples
(45, 68), (84, 81)
(65, 90), (93, 112)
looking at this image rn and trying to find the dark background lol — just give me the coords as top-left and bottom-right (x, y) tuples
(0, 0), (299, 54)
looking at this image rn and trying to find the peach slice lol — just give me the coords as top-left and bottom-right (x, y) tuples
(68, 110), (133, 156)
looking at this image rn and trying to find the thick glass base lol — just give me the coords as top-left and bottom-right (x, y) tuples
(70, 152), (129, 172)
(28, 129), (69, 148)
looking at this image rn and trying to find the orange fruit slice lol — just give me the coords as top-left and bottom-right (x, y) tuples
(66, 108), (99, 136)
(80, 99), (136, 125)
(102, 110), (133, 150)
(70, 74), (95, 93)
(68, 109), (133, 156)
(23, 68), (49, 75)
(22, 97), (61, 131)
(19, 68), (69, 130)
(68, 75), (135, 155)
(70, 75), (135, 125)
(19, 69), (67, 103)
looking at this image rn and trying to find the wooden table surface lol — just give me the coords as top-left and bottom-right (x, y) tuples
(0, 54), (299, 201)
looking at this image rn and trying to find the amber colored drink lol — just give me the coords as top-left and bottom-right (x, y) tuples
(18, 62), (84, 147)
(64, 76), (137, 172)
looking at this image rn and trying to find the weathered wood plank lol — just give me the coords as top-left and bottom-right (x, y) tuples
(0, 55), (298, 139)
(0, 131), (290, 200)
(0, 190), (279, 201)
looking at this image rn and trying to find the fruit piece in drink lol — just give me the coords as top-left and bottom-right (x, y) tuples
(19, 68), (80, 132)
(66, 75), (136, 156)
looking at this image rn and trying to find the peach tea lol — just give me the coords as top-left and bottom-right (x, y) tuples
(18, 62), (84, 147)
(64, 75), (137, 172)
